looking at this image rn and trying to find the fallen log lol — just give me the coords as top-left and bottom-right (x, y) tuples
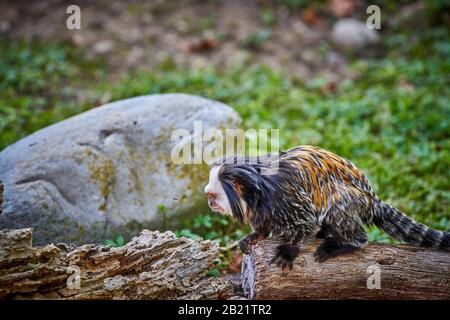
(241, 238), (450, 300)
(0, 228), (233, 299)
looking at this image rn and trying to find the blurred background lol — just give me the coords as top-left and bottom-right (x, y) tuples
(0, 0), (449, 275)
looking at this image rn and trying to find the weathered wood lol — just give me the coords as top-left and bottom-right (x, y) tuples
(0, 228), (233, 300)
(242, 238), (450, 300)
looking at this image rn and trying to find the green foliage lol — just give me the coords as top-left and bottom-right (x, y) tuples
(206, 268), (221, 277)
(259, 8), (276, 26)
(104, 235), (125, 247)
(156, 204), (169, 229)
(428, 0), (450, 10)
(175, 213), (250, 246)
(242, 30), (271, 49)
(0, 39), (104, 150)
(198, 16), (216, 31)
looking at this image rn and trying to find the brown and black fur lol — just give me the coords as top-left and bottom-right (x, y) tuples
(215, 146), (450, 269)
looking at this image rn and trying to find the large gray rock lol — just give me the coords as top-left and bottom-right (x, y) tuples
(331, 18), (379, 49)
(0, 94), (241, 245)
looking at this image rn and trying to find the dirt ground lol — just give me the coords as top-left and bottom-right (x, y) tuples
(0, 0), (368, 81)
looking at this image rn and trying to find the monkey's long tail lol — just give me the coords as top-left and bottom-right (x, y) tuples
(373, 200), (450, 250)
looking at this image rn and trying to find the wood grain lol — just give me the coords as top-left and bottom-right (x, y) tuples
(0, 228), (233, 299)
(242, 238), (450, 299)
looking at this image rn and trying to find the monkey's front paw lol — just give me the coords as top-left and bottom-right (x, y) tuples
(269, 244), (300, 271)
(239, 236), (255, 255)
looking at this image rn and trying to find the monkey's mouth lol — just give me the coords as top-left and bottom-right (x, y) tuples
(208, 199), (223, 213)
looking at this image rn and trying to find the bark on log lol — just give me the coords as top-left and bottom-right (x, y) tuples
(241, 238), (450, 300)
(0, 228), (233, 299)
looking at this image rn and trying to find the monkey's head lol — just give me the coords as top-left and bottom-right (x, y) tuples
(204, 156), (276, 225)
(204, 164), (236, 217)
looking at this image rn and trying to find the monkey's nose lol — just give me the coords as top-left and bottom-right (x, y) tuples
(206, 192), (217, 200)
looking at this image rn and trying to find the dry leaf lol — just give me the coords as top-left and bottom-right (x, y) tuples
(301, 8), (319, 26)
(182, 37), (218, 53)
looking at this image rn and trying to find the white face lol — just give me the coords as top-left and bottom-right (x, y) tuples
(204, 166), (232, 216)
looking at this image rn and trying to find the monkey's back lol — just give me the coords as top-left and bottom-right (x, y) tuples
(280, 146), (374, 214)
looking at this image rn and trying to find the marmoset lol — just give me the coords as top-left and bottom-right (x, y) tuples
(204, 145), (450, 270)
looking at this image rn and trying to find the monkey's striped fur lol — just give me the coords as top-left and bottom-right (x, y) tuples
(213, 145), (450, 269)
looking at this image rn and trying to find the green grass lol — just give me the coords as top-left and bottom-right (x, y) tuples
(1, 27), (449, 249)
(0, 40), (105, 150)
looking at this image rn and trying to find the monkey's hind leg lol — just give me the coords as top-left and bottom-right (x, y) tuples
(314, 215), (368, 262)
